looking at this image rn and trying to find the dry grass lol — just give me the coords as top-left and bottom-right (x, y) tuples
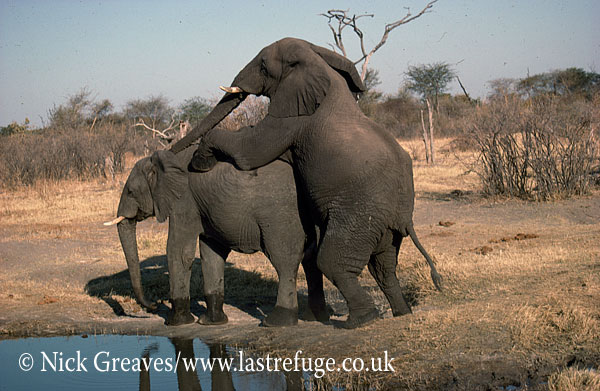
(547, 367), (600, 391)
(1, 140), (599, 390)
(0, 179), (120, 240)
(401, 137), (480, 198)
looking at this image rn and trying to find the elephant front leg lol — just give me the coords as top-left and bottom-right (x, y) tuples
(190, 141), (218, 172)
(194, 117), (298, 172)
(197, 240), (230, 325)
(165, 215), (199, 326)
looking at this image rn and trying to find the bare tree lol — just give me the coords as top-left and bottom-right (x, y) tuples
(420, 109), (431, 163)
(133, 117), (189, 148)
(321, 1), (439, 81)
(419, 99), (436, 164)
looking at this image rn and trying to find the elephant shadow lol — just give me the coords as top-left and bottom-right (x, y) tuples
(85, 255), (313, 323)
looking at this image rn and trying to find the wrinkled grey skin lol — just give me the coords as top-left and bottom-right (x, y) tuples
(171, 37), (442, 329)
(115, 147), (327, 327)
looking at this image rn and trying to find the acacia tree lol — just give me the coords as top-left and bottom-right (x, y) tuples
(405, 62), (455, 110)
(179, 97), (212, 127)
(518, 68), (600, 100)
(405, 62), (456, 164)
(321, 1), (439, 81)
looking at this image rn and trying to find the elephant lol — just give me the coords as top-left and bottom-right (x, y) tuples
(169, 37), (442, 329)
(105, 146), (328, 327)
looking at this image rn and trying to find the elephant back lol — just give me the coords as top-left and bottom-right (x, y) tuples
(188, 159), (298, 217)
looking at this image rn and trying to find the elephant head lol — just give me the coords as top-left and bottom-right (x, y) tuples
(170, 37), (366, 153)
(104, 151), (189, 310)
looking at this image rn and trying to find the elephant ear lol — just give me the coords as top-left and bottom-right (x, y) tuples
(268, 56), (331, 118)
(309, 43), (366, 96)
(150, 150), (188, 223)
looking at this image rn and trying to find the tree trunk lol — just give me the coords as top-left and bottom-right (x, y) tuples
(426, 98), (435, 164)
(420, 109), (431, 164)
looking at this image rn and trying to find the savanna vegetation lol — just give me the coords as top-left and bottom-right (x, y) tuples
(2, 66), (598, 197)
(1, 66), (599, 390)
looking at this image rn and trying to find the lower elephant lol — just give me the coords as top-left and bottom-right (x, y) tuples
(107, 148), (328, 327)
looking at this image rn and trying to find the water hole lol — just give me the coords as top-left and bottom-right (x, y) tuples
(0, 335), (309, 390)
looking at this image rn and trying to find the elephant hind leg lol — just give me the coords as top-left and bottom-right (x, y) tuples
(368, 230), (412, 317)
(316, 229), (378, 329)
(300, 242), (329, 323)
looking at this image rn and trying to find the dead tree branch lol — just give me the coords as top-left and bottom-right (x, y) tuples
(320, 9), (374, 57)
(456, 76), (473, 103)
(133, 116), (186, 148)
(321, 1), (439, 81)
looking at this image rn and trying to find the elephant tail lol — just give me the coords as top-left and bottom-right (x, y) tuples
(406, 225), (443, 291)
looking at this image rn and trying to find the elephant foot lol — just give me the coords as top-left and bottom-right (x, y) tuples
(165, 298), (195, 326)
(392, 305), (413, 317)
(302, 303), (330, 323)
(166, 311), (195, 326)
(145, 304), (158, 313)
(197, 293), (229, 326)
(262, 306), (298, 327)
(389, 292), (413, 317)
(190, 144), (217, 172)
(197, 312), (228, 325)
(339, 308), (379, 329)
(139, 298), (158, 312)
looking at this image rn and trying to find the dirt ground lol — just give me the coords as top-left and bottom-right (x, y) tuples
(1, 142), (599, 390)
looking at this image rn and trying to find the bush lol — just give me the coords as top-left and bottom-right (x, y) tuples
(370, 93), (477, 140)
(547, 367), (600, 391)
(371, 94), (422, 139)
(0, 123), (142, 188)
(218, 96), (269, 130)
(467, 95), (599, 200)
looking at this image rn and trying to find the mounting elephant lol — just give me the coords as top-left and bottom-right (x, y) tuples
(105, 146), (328, 327)
(170, 37), (442, 329)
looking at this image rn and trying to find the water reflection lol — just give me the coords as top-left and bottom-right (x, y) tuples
(0, 335), (301, 391)
(138, 338), (236, 391)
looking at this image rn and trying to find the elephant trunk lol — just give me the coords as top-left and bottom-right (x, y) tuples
(170, 92), (246, 153)
(117, 218), (157, 310)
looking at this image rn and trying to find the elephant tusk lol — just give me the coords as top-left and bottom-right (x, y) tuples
(219, 85), (243, 94)
(104, 216), (126, 226)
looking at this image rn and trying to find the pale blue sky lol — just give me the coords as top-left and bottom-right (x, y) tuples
(1, 0), (598, 126)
